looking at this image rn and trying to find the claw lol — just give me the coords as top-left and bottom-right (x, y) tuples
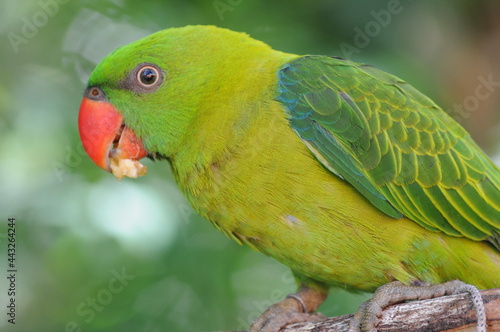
(348, 280), (486, 332)
(250, 285), (328, 332)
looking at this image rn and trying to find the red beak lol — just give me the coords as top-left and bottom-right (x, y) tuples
(78, 97), (147, 172)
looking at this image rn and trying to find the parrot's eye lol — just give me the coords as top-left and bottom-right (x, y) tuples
(121, 63), (164, 93)
(137, 66), (159, 86)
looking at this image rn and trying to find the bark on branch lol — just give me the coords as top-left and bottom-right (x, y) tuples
(223, 288), (500, 332)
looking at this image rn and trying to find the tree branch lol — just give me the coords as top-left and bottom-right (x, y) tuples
(222, 288), (500, 332)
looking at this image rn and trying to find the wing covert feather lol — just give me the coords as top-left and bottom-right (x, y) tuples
(277, 56), (500, 245)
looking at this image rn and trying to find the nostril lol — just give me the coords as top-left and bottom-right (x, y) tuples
(85, 86), (107, 101)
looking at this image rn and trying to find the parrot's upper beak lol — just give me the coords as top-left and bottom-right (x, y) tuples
(78, 95), (147, 173)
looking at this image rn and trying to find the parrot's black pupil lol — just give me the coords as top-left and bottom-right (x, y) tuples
(140, 68), (157, 85)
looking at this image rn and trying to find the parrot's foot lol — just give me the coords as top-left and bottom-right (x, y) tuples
(250, 285), (328, 332)
(348, 280), (486, 332)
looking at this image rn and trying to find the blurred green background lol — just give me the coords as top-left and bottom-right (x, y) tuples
(1, 0), (499, 331)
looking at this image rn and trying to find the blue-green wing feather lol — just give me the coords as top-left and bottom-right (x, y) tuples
(277, 55), (500, 246)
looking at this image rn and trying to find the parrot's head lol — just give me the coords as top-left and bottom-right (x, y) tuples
(78, 25), (281, 177)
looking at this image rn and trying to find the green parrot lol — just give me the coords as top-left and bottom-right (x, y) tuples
(78, 25), (500, 331)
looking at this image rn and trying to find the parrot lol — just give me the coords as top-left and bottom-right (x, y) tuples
(78, 25), (500, 331)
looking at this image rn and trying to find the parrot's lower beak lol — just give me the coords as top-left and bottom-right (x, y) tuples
(78, 97), (147, 173)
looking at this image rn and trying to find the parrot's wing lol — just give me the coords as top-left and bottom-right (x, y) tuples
(277, 55), (500, 244)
